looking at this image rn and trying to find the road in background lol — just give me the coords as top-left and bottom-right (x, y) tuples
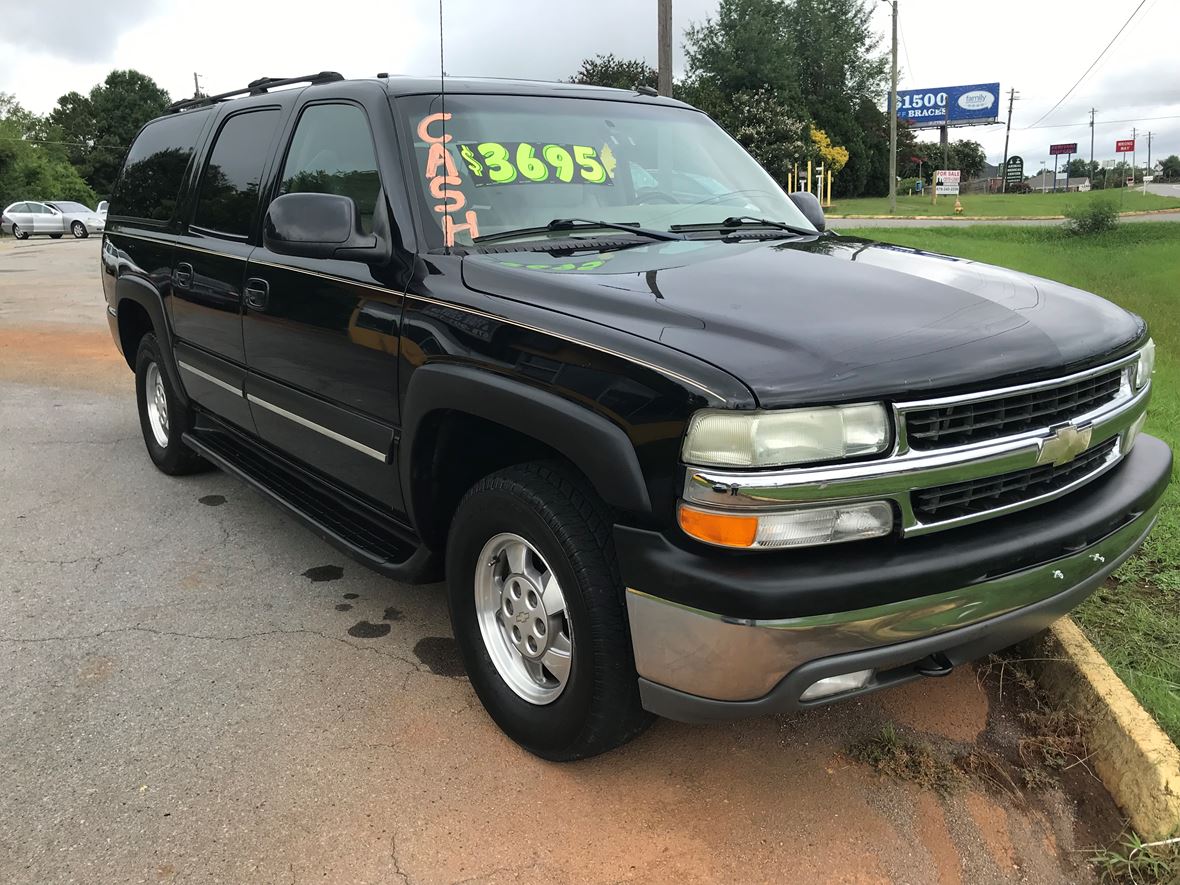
(0, 237), (1121, 884)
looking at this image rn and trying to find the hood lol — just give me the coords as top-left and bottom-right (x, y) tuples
(461, 236), (1145, 407)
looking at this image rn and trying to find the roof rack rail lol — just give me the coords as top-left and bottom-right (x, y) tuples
(166, 71), (345, 113)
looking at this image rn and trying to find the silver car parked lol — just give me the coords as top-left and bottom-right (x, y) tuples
(1, 200), (105, 240)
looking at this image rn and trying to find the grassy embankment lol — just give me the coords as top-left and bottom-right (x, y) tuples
(842, 222), (1180, 744)
(829, 190), (1180, 217)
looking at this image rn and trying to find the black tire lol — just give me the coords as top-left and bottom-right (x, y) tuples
(71, 221), (87, 239)
(134, 333), (207, 475)
(50, 234), (63, 239)
(12, 224), (28, 240)
(446, 462), (652, 761)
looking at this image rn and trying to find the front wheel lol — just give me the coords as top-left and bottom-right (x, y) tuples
(71, 221), (87, 239)
(50, 234), (63, 240)
(446, 462), (651, 761)
(134, 333), (207, 475)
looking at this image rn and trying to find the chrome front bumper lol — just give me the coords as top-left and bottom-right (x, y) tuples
(627, 490), (1162, 714)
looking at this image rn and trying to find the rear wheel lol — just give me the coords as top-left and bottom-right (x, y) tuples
(71, 221), (87, 239)
(134, 333), (207, 475)
(446, 462), (651, 760)
(12, 224), (28, 240)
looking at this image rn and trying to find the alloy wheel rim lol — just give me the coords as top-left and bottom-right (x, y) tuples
(474, 532), (573, 705)
(145, 362), (170, 447)
(72, 222), (85, 238)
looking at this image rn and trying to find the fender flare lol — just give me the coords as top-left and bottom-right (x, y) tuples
(114, 275), (190, 409)
(400, 363), (653, 521)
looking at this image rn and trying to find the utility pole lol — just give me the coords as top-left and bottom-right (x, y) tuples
(657, 0), (672, 97)
(1000, 88), (1018, 193)
(887, 0), (898, 213)
(1147, 131), (1153, 174)
(1132, 126), (1137, 183)
(193, 72), (203, 99)
(1089, 108), (1096, 168)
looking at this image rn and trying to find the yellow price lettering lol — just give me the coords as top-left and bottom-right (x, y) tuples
(572, 145), (606, 183)
(478, 142), (516, 183)
(516, 143), (549, 181)
(542, 144), (574, 182)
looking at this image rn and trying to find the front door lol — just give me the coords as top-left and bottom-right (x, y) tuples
(242, 99), (407, 514)
(32, 203), (63, 235)
(171, 106), (283, 431)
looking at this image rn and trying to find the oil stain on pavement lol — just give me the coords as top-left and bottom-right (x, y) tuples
(413, 637), (464, 677)
(347, 621), (392, 639)
(198, 494), (226, 506)
(302, 564), (344, 582)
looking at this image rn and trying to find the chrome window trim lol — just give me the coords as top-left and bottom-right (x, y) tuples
(684, 373), (1150, 537)
(245, 394), (387, 462)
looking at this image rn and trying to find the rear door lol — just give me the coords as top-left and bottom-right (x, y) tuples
(242, 93), (408, 513)
(171, 106), (284, 431)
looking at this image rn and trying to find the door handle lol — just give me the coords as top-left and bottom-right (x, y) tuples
(243, 277), (270, 312)
(173, 262), (193, 288)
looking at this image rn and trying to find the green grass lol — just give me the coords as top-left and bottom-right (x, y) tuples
(828, 189), (1180, 218)
(843, 223), (1180, 745)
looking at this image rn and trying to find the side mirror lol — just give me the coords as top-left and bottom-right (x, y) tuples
(263, 192), (386, 262)
(788, 191), (826, 232)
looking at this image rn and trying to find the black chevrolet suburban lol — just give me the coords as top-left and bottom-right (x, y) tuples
(101, 72), (1170, 760)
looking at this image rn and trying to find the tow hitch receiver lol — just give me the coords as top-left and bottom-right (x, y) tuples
(916, 652), (954, 678)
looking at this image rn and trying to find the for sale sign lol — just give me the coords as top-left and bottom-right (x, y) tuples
(1049, 143), (1077, 156)
(934, 169), (961, 195)
(1116, 139), (1136, 153)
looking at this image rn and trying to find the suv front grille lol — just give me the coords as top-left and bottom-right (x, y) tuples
(905, 369), (1122, 449)
(912, 437), (1118, 523)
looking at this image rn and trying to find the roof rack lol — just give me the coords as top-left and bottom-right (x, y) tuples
(166, 71), (345, 113)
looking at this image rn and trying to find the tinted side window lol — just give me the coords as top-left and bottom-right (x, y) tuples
(193, 109), (280, 237)
(111, 111), (208, 222)
(278, 104), (382, 234)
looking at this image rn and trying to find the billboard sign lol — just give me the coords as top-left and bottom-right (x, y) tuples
(1049, 143), (1077, 156)
(895, 83), (1001, 128)
(934, 170), (961, 195)
(1116, 139), (1136, 153)
(1004, 156), (1024, 183)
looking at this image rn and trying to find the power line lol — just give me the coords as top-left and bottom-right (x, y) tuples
(1016, 113), (1180, 131)
(1027, 0), (1149, 128)
(897, 8), (915, 84)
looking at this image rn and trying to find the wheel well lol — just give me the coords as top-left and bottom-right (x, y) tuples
(410, 410), (592, 552)
(116, 299), (154, 370)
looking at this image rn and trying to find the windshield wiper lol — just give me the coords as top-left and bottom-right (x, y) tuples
(670, 215), (816, 237)
(473, 218), (682, 246)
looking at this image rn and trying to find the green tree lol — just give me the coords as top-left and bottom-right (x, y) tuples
(684, 0), (798, 104)
(1160, 155), (1180, 181)
(0, 100), (96, 209)
(47, 69), (170, 198)
(568, 54), (657, 91)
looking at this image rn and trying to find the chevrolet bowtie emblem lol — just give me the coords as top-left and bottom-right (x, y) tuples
(1037, 422), (1092, 467)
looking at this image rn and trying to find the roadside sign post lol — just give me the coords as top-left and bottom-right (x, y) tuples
(1049, 143), (1077, 194)
(1116, 138), (1135, 190)
(933, 170), (960, 206)
(1004, 156), (1024, 192)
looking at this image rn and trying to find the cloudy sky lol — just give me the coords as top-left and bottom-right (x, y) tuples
(2, 0), (1176, 168)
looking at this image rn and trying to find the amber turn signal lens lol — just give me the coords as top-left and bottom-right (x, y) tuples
(678, 505), (758, 548)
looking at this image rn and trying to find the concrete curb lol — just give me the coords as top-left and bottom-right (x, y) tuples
(1023, 618), (1180, 839)
(827, 207), (1180, 221)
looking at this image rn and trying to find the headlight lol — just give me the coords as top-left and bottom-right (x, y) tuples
(682, 403), (891, 468)
(1134, 338), (1155, 390)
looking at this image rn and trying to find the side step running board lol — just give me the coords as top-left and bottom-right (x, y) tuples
(182, 423), (441, 584)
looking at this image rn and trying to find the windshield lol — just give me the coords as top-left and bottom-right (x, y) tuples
(397, 94), (814, 248)
(50, 201), (92, 213)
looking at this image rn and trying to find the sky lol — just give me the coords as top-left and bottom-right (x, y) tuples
(1, 0), (1176, 171)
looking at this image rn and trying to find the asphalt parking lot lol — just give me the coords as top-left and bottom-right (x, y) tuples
(0, 236), (1126, 884)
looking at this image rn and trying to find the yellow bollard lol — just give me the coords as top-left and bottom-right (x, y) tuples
(826, 170), (832, 208)
(806, 160), (812, 193)
(953, 197), (964, 215)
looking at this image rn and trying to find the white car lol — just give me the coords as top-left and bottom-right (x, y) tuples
(1, 200), (105, 239)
